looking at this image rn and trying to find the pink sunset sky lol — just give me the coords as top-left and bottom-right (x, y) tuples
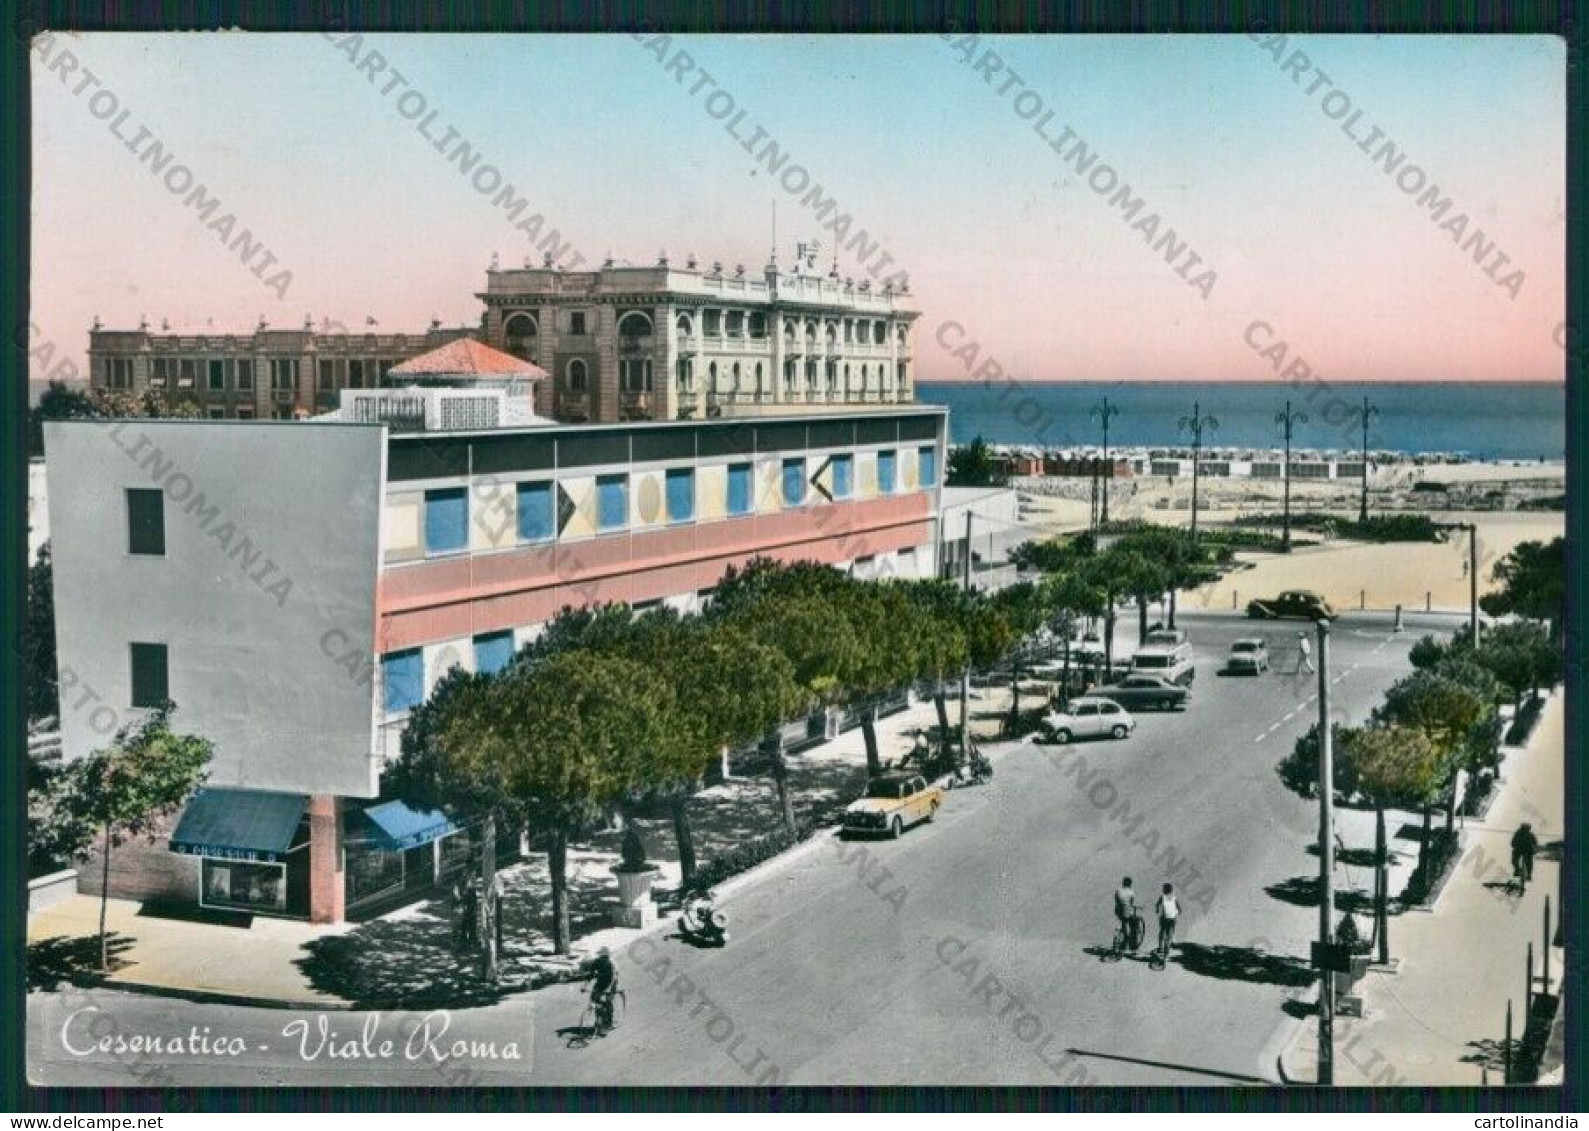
(29, 32), (1565, 383)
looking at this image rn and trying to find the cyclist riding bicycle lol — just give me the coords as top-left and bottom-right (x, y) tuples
(581, 947), (619, 1031)
(1511, 822), (1539, 888)
(1113, 877), (1141, 951)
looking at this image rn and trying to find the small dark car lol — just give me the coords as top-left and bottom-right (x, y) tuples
(1090, 673), (1191, 711)
(1246, 589), (1338, 621)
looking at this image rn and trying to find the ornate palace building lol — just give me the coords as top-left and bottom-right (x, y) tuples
(85, 250), (920, 424)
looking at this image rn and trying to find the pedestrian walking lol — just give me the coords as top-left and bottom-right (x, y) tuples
(1296, 631), (1315, 674)
(1511, 822), (1539, 888)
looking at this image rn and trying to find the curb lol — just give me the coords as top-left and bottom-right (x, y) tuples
(99, 975), (361, 1012)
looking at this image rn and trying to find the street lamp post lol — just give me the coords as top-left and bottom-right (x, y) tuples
(1316, 618), (1336, 1085)
(1090, 397), (1120, 526)
(1357, 396), (1379, 524)
(1275, 401), (1308, 552)
(1177, 401), (1219, 539)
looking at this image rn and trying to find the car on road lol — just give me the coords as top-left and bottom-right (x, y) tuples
(841, 773), (944, 838)
(1090, 674), (1191, 711)
(1041, 696), (1137, 744)
(1246, 589), (1337, 621)
(1144, 628), (1189, 649)
(1128, 638), (1195, 686)
(1227, 638), (1270, 674)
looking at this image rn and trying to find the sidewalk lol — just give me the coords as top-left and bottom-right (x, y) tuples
(1281, 691), (1564, 1085)
(28, 686), (1024, 1008)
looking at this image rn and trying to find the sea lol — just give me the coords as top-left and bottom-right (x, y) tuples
(916, 381), (1565, 462)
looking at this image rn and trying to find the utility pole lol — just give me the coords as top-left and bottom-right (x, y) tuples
(1467, 522), (1480, 646)
(1316, 618), (1336, 1085)
(1358, 396), (1379, 524)
(1090, 396), (1120, 525)
(1177, 401), (1219, 540)
(959, 508), (973, 767)
(1275, 401), (1308, 552)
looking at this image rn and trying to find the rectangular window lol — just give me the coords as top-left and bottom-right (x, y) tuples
(727, 463), (752, 516)
(236, 359), (254, 391)
(666, 468), (695, 523)
(177, 359), (197, 388)
(516, 481), (555, 542)
(271, 359), (297, 391)
(347, 359), (364, 389)
(830, 454), (854, 499)
(126, 488), (166, 556)
(597, 474), (628, 531)
(424, 487), (469, 554)
(474, 631), (515, 676)
(318, 360), (336, 392)
(919, 446), (938, 489)
(150, 358), (169, 387)
(878, 450), (898, 495)
(569, 311), (587, 336)
(378, 359), (395, 384)
(237, 406), (255, 419)
(206, 407), (225, 420)
(782, 458), (806, 507)
(108, 358), (133, 389)
(207, 359), (226, 392)
(130, 642), (168, 708)
(382, 649), (424, 714)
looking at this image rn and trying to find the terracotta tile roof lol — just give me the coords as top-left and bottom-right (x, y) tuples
(389, 338), (548, 380)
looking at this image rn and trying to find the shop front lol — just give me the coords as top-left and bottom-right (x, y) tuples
(169, 788), (312, 918)
(343, 799), (471, 917)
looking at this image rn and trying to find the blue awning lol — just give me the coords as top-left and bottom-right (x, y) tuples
(170, 788), (309, 863)
(362, 800), (459, 852)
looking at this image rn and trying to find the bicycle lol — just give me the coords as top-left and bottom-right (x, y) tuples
(1105, 913), (1144, 962)
(571, 987), (626, 1045)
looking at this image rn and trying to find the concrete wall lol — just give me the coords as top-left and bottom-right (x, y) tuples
(45, 420), (387, 798)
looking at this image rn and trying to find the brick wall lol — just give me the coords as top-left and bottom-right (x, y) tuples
(75, 808), (199, 905)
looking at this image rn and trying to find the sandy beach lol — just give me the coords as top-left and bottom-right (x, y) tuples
(1015, 461), (1564, 612)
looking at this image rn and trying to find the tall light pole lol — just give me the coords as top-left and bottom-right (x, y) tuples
(959, 508), (973, 767)
(1316, 618), (1336, 1085)
(1464, 522), (1480, 646)
(1090, 396), (1121, 525)
(1275, 401), (1308, 553)
(1357, 396), (1379, 524)
(1177, 401), (1219, 540)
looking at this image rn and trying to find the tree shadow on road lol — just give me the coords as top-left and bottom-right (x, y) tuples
(1170, 942), (1315, 988)
(1265, 875), (1376, 916)
(295, 900), (513, 1010)
(27, 933), (133, 990)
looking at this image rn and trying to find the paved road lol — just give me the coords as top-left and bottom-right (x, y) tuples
(28, 611), (1453, 1087)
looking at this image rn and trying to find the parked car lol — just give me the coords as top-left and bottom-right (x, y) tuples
(1129, 638), (1195, 686)
(1227, 638), (1270, 674)
(842, 774), (944, 838)
(1144, 628), (1188, 649)
(1091, 674), (1191, 711)
(1041, 697), (1136, 744)
(1246, 589), (1338, 621)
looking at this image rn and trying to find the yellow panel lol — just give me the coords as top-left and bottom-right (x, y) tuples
(561, 475), (596, 539)
(698, 464), (728, 521)
(902, 450), (920, 492)
(385, 499), (420, 552)
(471, 481), (517, 550)
(632, 470), (665, 529)
(856, 451), (878, 499)
(757, 458), (783, 514)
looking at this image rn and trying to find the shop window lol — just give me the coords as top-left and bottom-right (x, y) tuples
(202, 859), (287, 913)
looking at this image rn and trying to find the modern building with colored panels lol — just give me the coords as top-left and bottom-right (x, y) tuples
(45, 360), (948, 924)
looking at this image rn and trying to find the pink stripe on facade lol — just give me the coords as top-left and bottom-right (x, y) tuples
(376, 494), (933, 652)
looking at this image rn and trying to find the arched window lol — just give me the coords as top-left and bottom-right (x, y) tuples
(731, 362), (742, 392)
(805, 320), (817, 341)
(754, 363), (764, 394)
(503, 313), (538, 360)
(676, 314), (694, 336)
(566, 358), (588, 392)
(617, 311), (653, 338)
(873, 321), (886, 345)
(708, 361), (718, 392)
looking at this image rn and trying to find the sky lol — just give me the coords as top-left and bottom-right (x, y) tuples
(29, 32), (1565, 383)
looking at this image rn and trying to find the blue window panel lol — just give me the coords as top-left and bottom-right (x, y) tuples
(666, 468), (695, 523)
(878, 450), (897, 495)
(516, 481), (554, 542)
(424, 487), (468, 554)
(474, 631), (515, 675)
(727, 463), (752, 516)
(782, 458), (806, 507)
(382, 649), (424, 714)
(919, 446), (938, 489)
(597, 474), (628, 531)
(831, 454), (853, 499)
